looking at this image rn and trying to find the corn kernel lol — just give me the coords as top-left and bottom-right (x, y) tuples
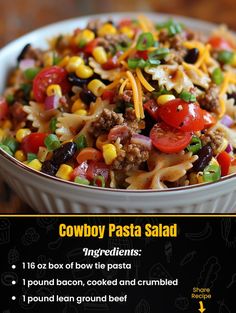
(75, 29), (95, 46)
(215, 138), (228, 154)
(16, 128), (31, 143)
(76, 64), (94, 79)
(66, 56), (84, 72)
(27, 159), (42, 171)
(46, 84), (62, 97)
(157, 94), (175, 106)
(71, 99), (86, 113)
(58, 56), (70, 68)
(74, 109), (88, 116)
(98, 23), (117, 37)
(15, 150), (26, 162)
(120, 26), (134, 39)
(56, 164), (73, 180)
(2, 120), (12, 130)
(92, 46), (107, 64)
(103, 143), (117, 165)
(87, 79), (106, 97)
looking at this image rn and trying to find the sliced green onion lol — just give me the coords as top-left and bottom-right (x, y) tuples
(156, 19), (183, 36)
(92, 175), (105, 188)
(24, 68), (40, 80)
(44, 134), (61, 151)
(0, 144), (13, 156)
(2, 137), (19, 154)
(212, 68), (224, 85)
(6, 94), (14, 104)
(74, 134), (87, 151)
(49, 117), (57, 133)
(147, 48), (169, 65)
(187, 136), (202, 154)
(179, 91), (196, 102)
(27, 153), (37, 162)
(136, 32), (154, 51)
(203, 164), (221, 182)
(128, 58), (147, 69)
(74, 176), (90, 185)
(217, 51), (234, 64)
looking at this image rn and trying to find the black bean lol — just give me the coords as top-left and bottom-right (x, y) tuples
(228, 92), (236, 104)
(192, 145), (213, 172)
(41, 160), (59, 176)
(17, 44), (31, 62)
(184, 48), (199, 64)
(52, 142), (77, 165)
(80, 89), (96, 105)
(68, 73), (88, 87)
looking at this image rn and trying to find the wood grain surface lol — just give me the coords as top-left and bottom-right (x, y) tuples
(0, 0), (235, 212)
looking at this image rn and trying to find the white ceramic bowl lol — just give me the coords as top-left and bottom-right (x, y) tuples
(1, 12), (236, 213)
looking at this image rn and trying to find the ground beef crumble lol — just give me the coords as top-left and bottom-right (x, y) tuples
(201, 128), (225, 154)
(89, 108), (124, 137)
(198, 84), (220, 114)
(112, 143), (149, 171)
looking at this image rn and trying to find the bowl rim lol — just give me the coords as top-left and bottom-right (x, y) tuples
(1, 12), (236, 194)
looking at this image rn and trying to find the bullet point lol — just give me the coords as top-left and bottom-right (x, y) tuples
(12, 280), (16, 285)
(12, 296), (16, 300)
(12, 265), (16, 269)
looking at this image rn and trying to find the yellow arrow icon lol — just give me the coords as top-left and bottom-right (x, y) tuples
(198, 301), (206, 313)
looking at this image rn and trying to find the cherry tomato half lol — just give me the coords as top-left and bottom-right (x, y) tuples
(102, 55), (119, 70)
(144, 99), (159, 121)
(217, 151), (231, 176)
(158, 99), (205, 132)
(70, 161), (89, 181)
(150, 122), (192, 154)
(208, 36), (233, 51)
(84, 38), (100, 54)
(0, 97), (9, 120)
(101, 90), (115, 103)
(21, 133), (47, 154)
(135, 50), (149, 60)
(202, 110), (216, 128)
(33, 66), (71, 102)
(86, 161), (110, 182)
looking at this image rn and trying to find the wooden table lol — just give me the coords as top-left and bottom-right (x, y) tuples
(0, 0), (235, 213)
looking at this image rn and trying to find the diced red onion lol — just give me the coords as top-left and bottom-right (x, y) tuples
(19, 58), (35, 71)
(220, 114), (234, 128)
(225, 144), (233, 153)
(131, 134), (152, 150)
(44, 95), (60, 110)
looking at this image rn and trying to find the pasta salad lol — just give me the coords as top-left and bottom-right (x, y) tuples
(0, 16), (236, 189)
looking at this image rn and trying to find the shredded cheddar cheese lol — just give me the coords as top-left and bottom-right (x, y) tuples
(136, 68), (155, 92)
(182, 62), (205, 77)
(135, 75), (144, 119)
(104, 72), (126, 90)
(119, 78), (129, 95)
(126, 71), (140, 119)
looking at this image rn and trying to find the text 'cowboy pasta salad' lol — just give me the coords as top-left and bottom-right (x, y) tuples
(1, 16), (236, 189)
